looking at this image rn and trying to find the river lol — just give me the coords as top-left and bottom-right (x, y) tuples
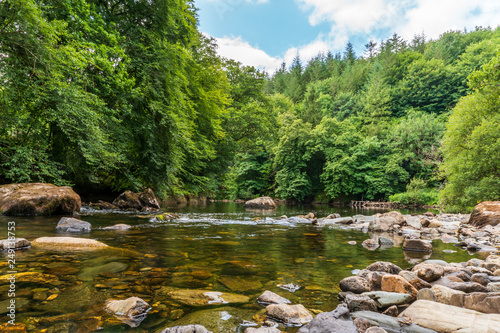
(0, 203), (477, 332)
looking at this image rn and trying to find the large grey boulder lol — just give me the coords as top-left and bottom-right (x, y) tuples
(362, 291), (414, 308)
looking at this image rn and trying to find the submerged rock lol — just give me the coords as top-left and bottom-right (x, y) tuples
(78, 261), (128, 281)
(56, 217), (91, 233)
(167, 289), (249, 307)
(245, 328), (281, 333)
(31, 237), (108, 250)
(103, 224), (132, 230)
(244, 197), (276, 209)
(105, 297), (151, 328)
(0, 272), (59, 285)
(219, 276), (262, 292)
(266, 304), (313, 326)
(168, 307), (253, 333)
(0, 183), (81, 216)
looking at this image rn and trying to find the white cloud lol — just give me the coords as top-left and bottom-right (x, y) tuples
(297, 0), (500, 45)
(215, 36), (283, 72)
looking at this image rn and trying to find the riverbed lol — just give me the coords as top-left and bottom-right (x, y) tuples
(0, 203), (478, 332)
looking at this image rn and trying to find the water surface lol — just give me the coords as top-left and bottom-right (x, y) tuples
(0, 203), (476, 332)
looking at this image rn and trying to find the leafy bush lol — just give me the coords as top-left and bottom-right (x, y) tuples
(389, 178), (438, 205)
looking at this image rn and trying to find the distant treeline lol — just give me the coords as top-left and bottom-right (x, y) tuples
(0, 0), (498, 211)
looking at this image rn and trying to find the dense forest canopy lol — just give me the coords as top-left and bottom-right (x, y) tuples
(0, 0), (499, 211)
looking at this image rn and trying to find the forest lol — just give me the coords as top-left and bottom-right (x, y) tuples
(0, 0), (499, 211)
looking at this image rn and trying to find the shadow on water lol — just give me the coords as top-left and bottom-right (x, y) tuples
(0, 203), (475, 332)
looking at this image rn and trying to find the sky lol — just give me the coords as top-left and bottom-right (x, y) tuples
(194, 0), (500, 73)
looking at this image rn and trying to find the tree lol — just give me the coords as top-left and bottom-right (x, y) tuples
(440, 55), (500, 210)
(359, 61), (392, 121)
(364, 40), (378, 59)
(344, 41), (356, 64)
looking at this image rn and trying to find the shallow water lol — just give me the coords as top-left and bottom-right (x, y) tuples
(0, 203), (477, 332)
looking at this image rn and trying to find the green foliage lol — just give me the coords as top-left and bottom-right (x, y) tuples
(389, 178), (439, 205)
(440, 54), (500, 210)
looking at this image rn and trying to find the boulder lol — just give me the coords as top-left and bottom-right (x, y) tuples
(412, 263), (444, 282)
(366, 261), (402, 275)
(469, 201), (500, 228)
(257, 291), (290, 305)
(359, 271), (388, 290)
(112, 188), (160, 210)
(298, 304), (357, 333)
(351, 310), (436, 333)
(380, 275), (417, 298)
(344, 293), (378, 312)
(325, 213), (341, 219)
(433, 277), (487, 293)
(0, 183), (81, 216)
(368, 211), (405, 232)
(266, 304), (313, 326)
(362, 291), (413, 308)
(31, 237), (108, 250)
(160, 325), (212, 333)
(55, 217), (91, 233)
(402, 238), (432, 253)
(450, 292), (500, 314)
(244, 197), (276, 209)
(167, 306), (252, 333)
(0, 237), (30, 250)
(418, 285), (465, 305)
(398, 270), (431, 290)
(378, 237), (394, 246)
(105, 297), (151, 327)
(89, 200), (118, 210)
(399, 299), (500, 332)
(339, 276), (371, 294)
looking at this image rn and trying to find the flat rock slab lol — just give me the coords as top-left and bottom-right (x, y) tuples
(400, 299), (500, 332)
(0, 183), (81, 216)
(362, 291), (413, 308)
(31, 237), (108, 250)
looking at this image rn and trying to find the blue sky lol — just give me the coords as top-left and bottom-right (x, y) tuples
(195, 0), (500, 73)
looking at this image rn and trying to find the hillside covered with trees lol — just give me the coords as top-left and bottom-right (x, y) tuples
(1, 0), (499, 211)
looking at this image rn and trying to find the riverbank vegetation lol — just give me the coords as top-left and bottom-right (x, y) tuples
(0, 0), (499, 211)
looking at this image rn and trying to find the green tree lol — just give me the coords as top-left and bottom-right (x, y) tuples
(440, 55), (500, 210)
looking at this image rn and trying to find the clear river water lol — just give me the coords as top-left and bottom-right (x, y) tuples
(0, 203), (478, 332)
